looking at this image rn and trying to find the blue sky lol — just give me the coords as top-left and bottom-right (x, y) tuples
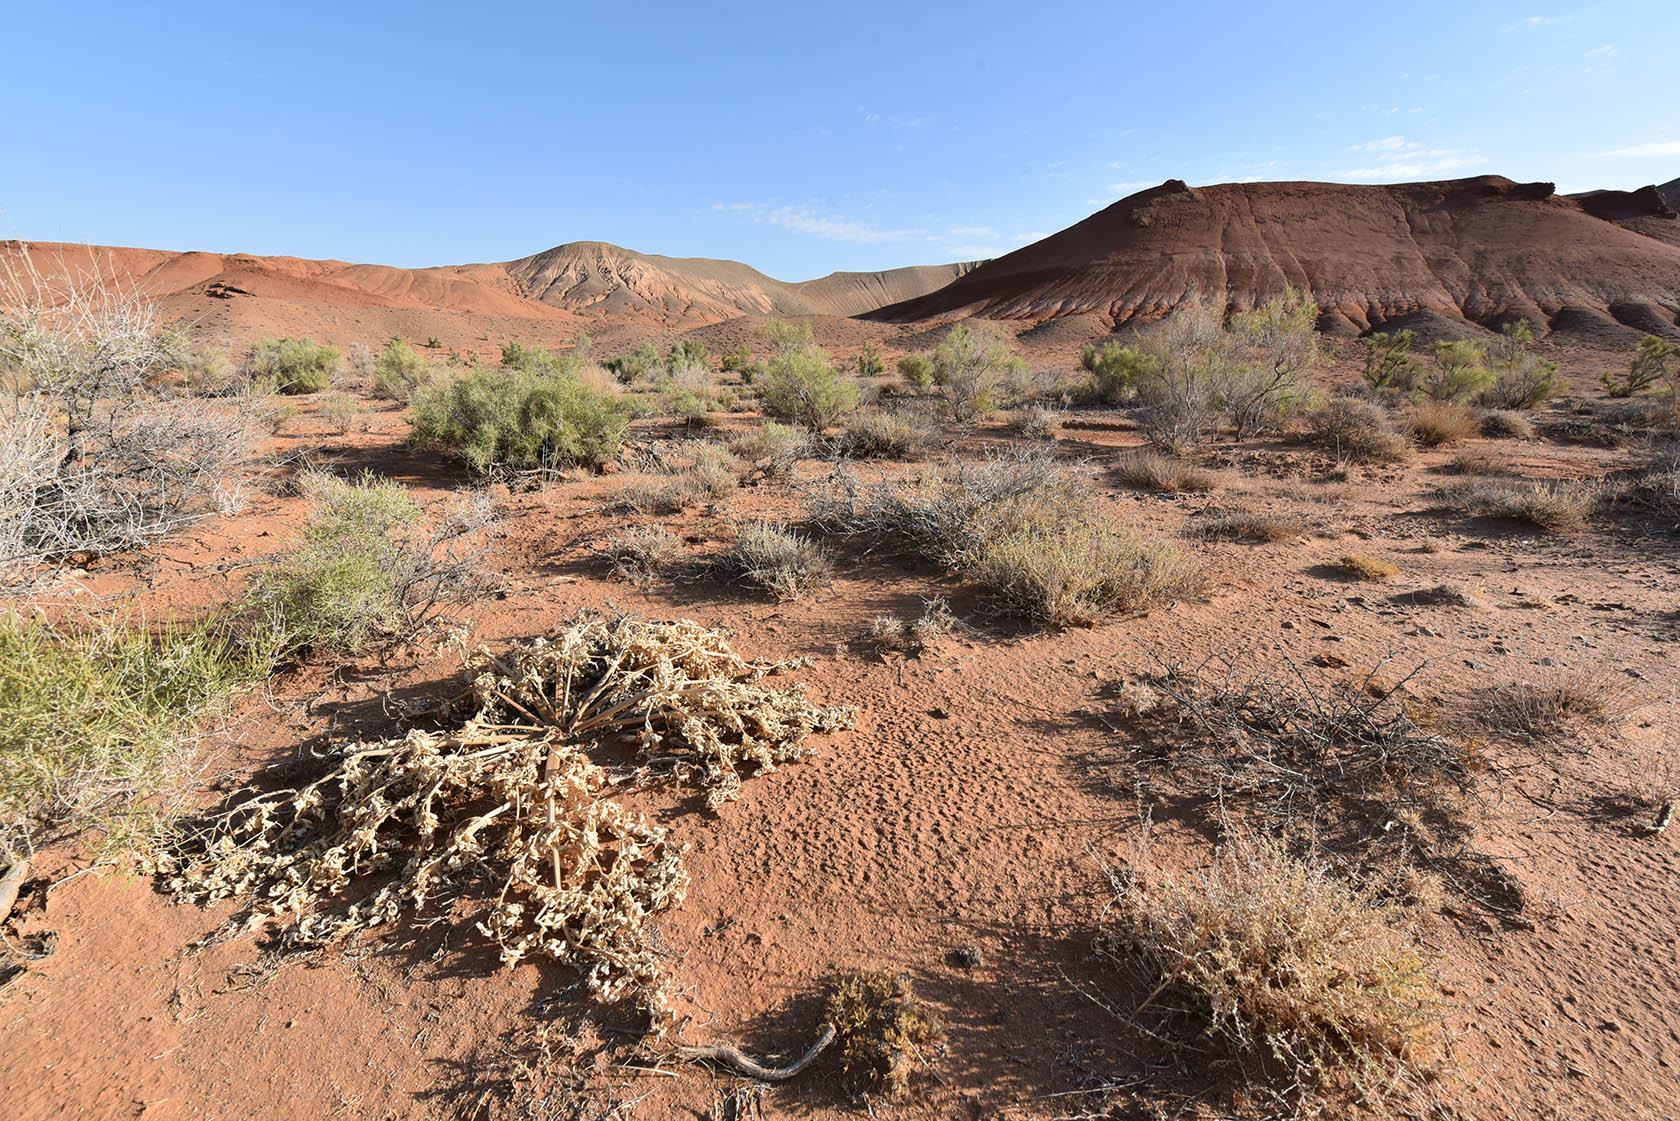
(3, 2), (1676, 279)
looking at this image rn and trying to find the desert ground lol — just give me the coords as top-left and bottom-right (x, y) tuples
(3, 176), (1680, 1121)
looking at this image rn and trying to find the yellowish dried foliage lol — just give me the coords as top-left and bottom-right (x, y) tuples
(152, 615), (853, 1010)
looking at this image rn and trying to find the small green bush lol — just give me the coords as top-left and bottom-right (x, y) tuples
(897, 353), (935, 394)
(1080, 341), (1157, 404)
(246, 472), (493, 654)
(409, 365), (630, 474)
(372, 338), (439, 401)
(855, 343), (886, 377)
(0, 610), (273, 847)
(1417, 341), (1494, 402)
(755, 347), (861, 432)
(1360, 330), (1416, 393)
(316, 393), (371, 434)
(604, 343), (662, 385)
(1603, 334), (1678, 401)
(246, 337), (342, 395)
(925, 322), (1028, 423)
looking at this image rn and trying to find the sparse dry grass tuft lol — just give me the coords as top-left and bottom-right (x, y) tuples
(1113, 449), (1220, 493)
(1007, 403), (1065, 441)
(1407, 401), (1478, 447)
(1307, 398), (1410, 464)
(1106, 832), (1440, 1106)
(865, 597), (959, 657)
(811, 450), (1200, 627)
(1486, 665), (1635, 739)
(1443, 448), (1517, 476)
(1332, 553), (1398, 581)
(1479, 409), (1535, 439)
(969, 521), (1206, 627)
(1434, 476), (1598, 535)
(1195, 509), (1306, 543)
(838, 409), (941, 461)
(603, 526), (682, 584)
(727, 520), (832, 601)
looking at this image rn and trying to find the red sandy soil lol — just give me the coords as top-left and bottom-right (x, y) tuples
(870, 176), (1680, 344)
(3, 330), (1679, 1119)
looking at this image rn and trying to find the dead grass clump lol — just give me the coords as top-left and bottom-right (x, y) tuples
(611, 475), (694, 515)
(1479, 409), (1534, 439)
(153, 616), (855, 1011)
(1114, 657), (1478, 895)
(811, 450), (1199, 626)
(865, 597), (959, 657)
(969, 521), (1205, 627)
(1434, 476), (1598, 535)
(1407, 583), (1480, 607)
(1307, 398), (1410, 464)
(1007, 403), (1065, 440)
(727, 520), (832, 600)
(603, 526), (681, 583)
(1406, 401), (1478, 447)
(1106, 832), (1439, 1105)
(824, 972), (942, 1098)
(1113, 449), (1220, 493)
(1332, 553), (1398, 581)
(1485, 665), (1634, 739)
(680, 441), (745, 499)
(1194, 509), (1305, 543)
(1442, 448), (1516, 476)
(837, 409), (940, 461)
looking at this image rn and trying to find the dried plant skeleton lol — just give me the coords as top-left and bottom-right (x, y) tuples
(153, 615), (854, 1010)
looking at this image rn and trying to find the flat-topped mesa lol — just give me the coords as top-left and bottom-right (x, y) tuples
(867, 174), (1680, 341)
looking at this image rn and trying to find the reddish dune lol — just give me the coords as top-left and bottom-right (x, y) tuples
(868, 175), (1680, 339)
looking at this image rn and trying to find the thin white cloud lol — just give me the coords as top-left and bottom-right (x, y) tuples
(1601, 140), (1680, 157)
(719, 202), (916, 243)
(1585, 44), (1618, 59)
(949, 225), (998, 239)
(947, 244), (1004, 259)
(1109, 180), (1156, 195)
(1343, 136), (1477, 180)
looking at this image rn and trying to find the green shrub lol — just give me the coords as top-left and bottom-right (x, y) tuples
(758, 317), (814, 355)
(316, 393), (371, 434)
(409, 365), (630, 473)
(246, 337), (342, 394)
(1222, 287), (1322, 437)
(720, 345), (754, 373)
(245, 471), (493, 654)
(855, 343), (886, 377)
(1603, 335), (1678, 400)
(1360, 330), (1416, 393)
(729, 420), (810, 482)
(897, 353), (935, 393)
(1079, 341), (1158, 404)
(1417, 340), (1494, 401)
(667, 338), (709, 368)
(0, 610), (273, 847)
(755, 347), (860, 432)
(372, 338), (439, 401)
(604, 343), (661, 385)
(925, 322), (1028, 423)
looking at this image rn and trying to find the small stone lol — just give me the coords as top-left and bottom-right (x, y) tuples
(950, 945), (983, 969)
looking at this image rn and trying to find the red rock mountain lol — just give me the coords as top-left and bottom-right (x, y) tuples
(869, 176), (1680, 340)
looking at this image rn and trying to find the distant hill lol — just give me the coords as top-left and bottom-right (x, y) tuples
(504, 241), (980, 320)
(870, 175), (1680, 341)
